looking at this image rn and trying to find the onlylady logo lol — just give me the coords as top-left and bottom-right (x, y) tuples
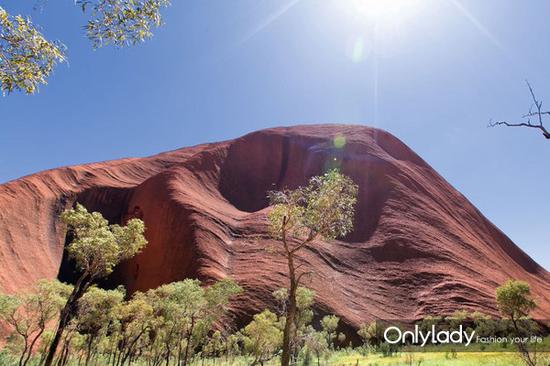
(383, 325), (476, 347)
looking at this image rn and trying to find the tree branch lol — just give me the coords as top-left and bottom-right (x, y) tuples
(489, 80), (550, 139)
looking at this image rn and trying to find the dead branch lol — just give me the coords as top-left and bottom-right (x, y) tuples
(489, 80), (550, 139)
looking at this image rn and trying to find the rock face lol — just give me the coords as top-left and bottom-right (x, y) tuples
(1, 124), (549, 331)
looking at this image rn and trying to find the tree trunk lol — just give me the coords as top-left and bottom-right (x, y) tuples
(511, 318), (537, 366)
(84, 336), (94, 366)
(18, 337), (29, 366)
(281, 254), (297, 366)
(23, 328), (44, 366)
(182, 317), (196, 366)
(44, 273), (92, 366)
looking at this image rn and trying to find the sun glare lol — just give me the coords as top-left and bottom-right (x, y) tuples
(345, 0), (421, 22)
(353, 0), (402, 17)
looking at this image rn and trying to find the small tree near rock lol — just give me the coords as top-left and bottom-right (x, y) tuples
(496, 279), (538, 366)
(44, 203), (147, 366)
(0, 279), (72, 366)
(267, 170), (357, 366)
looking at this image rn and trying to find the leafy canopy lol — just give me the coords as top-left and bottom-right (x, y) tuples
(61, 203), (147, 279)
(496, 279), (536, 320)
(78, 0), (171, 48)
(268, 169), (358, 244)
(0, 7), (65, 95)
(140, 278), (242, 363)
(242, 310), (283, 363)
(1, 1), (170, 94)
(0, 280), (72, 344)
(75, 286), (125, 336)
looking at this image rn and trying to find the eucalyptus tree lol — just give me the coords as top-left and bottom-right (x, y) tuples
(267, 170), (358, 366)
(302, 327), (328, 366)
(272, 286), (316, 363)
(135, 278), (241, 366)
(1, 0), (170, 94)
(242, 310), (283, 366)
(178, 278), (242, 366)
(320, 315), (339, 350)
(0, 279), (71, 366)
(44, 203), (147, 366)
(78, 0), (171, 48)
(357, 321), (380, 349)
(73, 286), (125, 366)
(0, 7), (65, 95)
(496, 279), (539, 366)
(111, 291), (155, 366)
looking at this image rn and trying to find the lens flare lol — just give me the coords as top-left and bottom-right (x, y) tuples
(333, 134), (347, 148)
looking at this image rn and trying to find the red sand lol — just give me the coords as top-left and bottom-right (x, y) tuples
(1, 124), (548, 330)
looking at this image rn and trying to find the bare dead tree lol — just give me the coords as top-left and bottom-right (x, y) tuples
(489, 80), (550, 140)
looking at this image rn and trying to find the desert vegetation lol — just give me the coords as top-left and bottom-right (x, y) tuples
(2, 280), (549, 366)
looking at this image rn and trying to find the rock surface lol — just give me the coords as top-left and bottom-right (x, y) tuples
(1, 124), (549, 330)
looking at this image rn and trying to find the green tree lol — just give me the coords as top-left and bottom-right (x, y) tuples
(320, 315), (339, 350)
(0, 7), (65, 95)
(1, 0), (170, 94)
(202, 330), (224, 360)
(242, 310), (283, 366)
(302, 327), (328, 366)
(0, 279), (72, 366)
(357, 321), (380, 349)
(496, 279), (538, 366)
(44, 203), (147, 366)
(267, 170), (358, 366)
(496, 280), (536, 321)
(448, 310), (469, 330)
(141, 278), (241, 366)
(73, 286), (125, 366)
(470, 311), (497, 338)
(111, 291), (155, 366)
(272, 287), (316, 363)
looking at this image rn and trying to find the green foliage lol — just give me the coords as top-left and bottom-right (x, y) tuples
(42, 203), (147, 366)
(448, 309), (469, 329)
(61, 203), (147, 279)
(242, 310), (283, 365)
(0, 280), (72, 366)
(203, 330), (224, 359)
(75, 286), (125, 336)
(303, 327), (328, 364)
(272, 286), (315, 335)
(0, 279), (72, 335)
(268, 169), (358, 243)
(496, 279), (536, 320)
(495, 280), (541, 366)
(1, 0), (171, 95)
(267, 170), (357, 366)
(321, 314), (339, 349)
(139, 278), (242, 365)
(78, 0), (171, 48)
(0, 6), (65, 95)
(358, 321), (380, 348)
(1, 276), (241, 365)
(72, 286), (125, 362)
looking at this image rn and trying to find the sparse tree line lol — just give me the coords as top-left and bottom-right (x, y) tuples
(0, 277), (242, 366)
(1, 276), (546, 366)
(0, 171), (547, 366)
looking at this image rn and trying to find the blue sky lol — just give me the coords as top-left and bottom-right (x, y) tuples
(1, 0), (549, 269)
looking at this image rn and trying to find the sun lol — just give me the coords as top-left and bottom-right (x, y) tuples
(347, 0), (420, 22)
